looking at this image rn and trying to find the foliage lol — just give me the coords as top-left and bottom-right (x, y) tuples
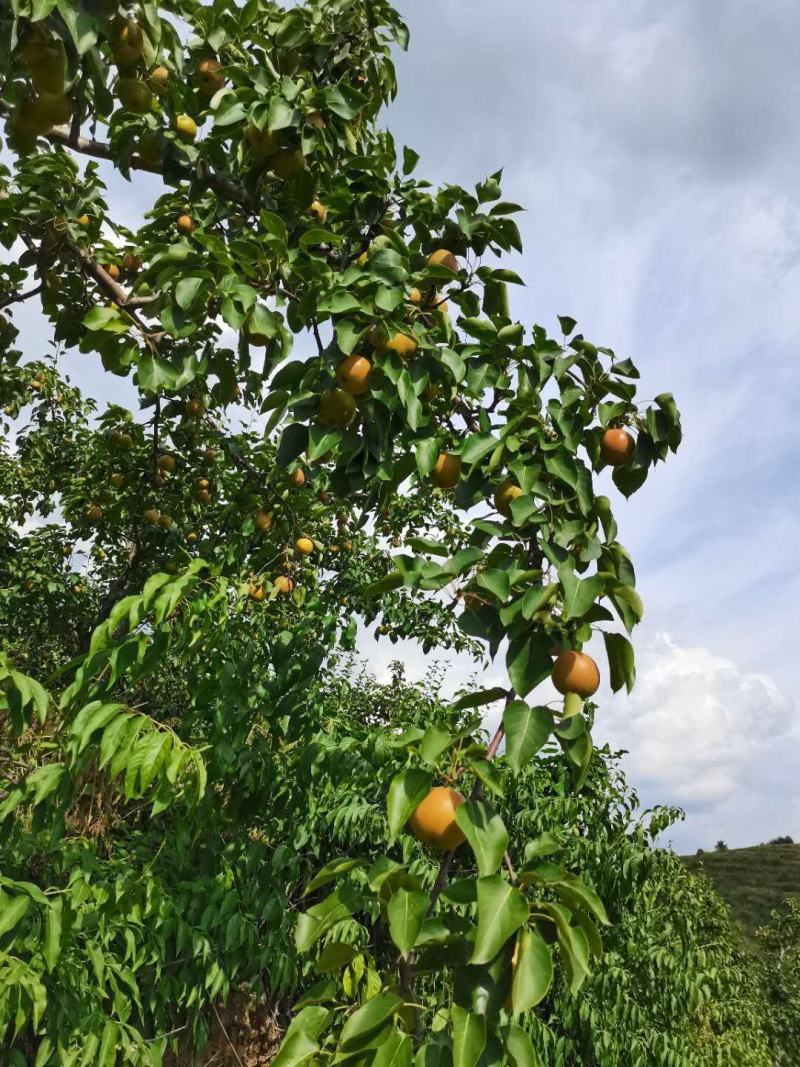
(684, 843), (800, 944)
(757, 898), (800, 1065)
(0, 0), (719, 1062)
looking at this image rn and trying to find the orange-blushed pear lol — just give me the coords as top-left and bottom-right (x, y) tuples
(430, 452), (461, 489)
(335, 354), (372, 396)
(408, 787), (466, 850)
(295, 536), (314, 555)
(552, 650), (600, 699)
(196, 58), (224, 97)
(148, 65), (170, 94)
(273, 575), (294, 595)
(600, 427), (635, 466)
(371, 325), (417, 360)
(254, 509), (273, 533)
(427, 248), (458, 272)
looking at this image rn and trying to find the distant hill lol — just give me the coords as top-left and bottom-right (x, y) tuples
(683, 844), (800, 943)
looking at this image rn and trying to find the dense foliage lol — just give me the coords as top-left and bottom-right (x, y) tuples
(0, 0), (783, 1065)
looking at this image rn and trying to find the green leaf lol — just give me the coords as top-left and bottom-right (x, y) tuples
(307, 424), (341, 462)
(469, 758), (504, 798)
(476, 569), (510, 603)
(339, 992), (402, 1051)
(451, 1006), (486, 1067)
(470, 875), (529, 964)
(524, 833), (563, 861)
(511, 926), (553, 1012)
(603, 631), (635, 693)
(419, 725), (456, 765)
(304, 857), (366, 896)
(506, 633), (551, 698)
(374, 1031), (413, 1067)
(43, 898), (62, 972)
(56, 0), (97, 53)
(271, 1030), (319, 1067)
(98, 1020), (118, 1067)
(556, 874), (611, 926)
(558, 564), (605, 621)
(439, 347), (466, 382)
(316, 941), (358, 972)
(609, 584), (644, 632)
(268, 95), (297, 130)
(295, 886), (359, 953)
(0, 894), (30, 937)
(503, 702), (553, 772)
(365, 570), (404, 597)
(461, 431), (498, 466)
(387, 767), (433, 843)
(451, 687), (507, 711)
(415, 438), (440, 477)
(455, 800), (508, 877)
(441, 878), (478, 905)
(402, 146), (420, 174)
(83, 306), (129, 333)
(175, 275), (205, 310)
(503, 1023), (541, 1067)
(277, 423), (309, 469)
(324, 82), (369, 120)
(387, 888), (428, 958)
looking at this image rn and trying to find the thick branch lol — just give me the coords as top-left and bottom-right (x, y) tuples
(0, 282), (44, 309)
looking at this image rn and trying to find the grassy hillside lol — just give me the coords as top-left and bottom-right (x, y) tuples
(683, 844), (800, 942)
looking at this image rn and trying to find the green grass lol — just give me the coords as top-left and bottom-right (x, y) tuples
(683, 844), (800, 943)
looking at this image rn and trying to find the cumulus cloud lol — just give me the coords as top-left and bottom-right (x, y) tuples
(601, 633), (795, 844)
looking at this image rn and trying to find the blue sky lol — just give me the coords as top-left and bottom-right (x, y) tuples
(8, 0), (800, 852)
(376, 0), (800, 851)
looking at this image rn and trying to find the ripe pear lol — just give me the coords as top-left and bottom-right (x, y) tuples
(175, 114), (197, 143)
(196, 58), (224, 96)
(148, 66), (170, 94)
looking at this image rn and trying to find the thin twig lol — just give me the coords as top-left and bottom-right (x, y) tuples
(0, 282), (44, 309)
(152, 394), (161, 484)
(211, 1001), (244, 1067)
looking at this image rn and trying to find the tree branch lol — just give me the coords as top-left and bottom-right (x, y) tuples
(0, 282), (44, 309)
(0, 100), (254, 211)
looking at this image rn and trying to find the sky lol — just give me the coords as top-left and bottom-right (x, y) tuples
(7, 0), (800, 852)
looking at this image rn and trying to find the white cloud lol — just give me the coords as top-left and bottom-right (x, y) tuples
(603, 632), (794, 812)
